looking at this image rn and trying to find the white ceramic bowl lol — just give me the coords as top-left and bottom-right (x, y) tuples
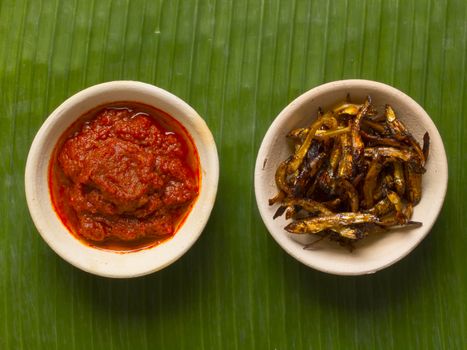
(255, 79), (448, 275)
(25, 81), (219, 278)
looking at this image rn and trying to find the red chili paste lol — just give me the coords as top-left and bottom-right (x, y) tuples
(49, 102), (200, 251)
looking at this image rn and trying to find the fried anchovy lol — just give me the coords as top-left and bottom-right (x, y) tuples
(364, 147), (413, 162)
(360, 130), (402, 148)
(287, 115), (336, 174)
(316, 126), (351, 138)
(338, 132), (353, 178)
(315, 139), (342, 196)
(293, 141), (324, 196)
(362, 157), (383, 209)
(366, 197), (394, 216)
(385, 104), (407, 136)
(283, 198), (333, 215)
(329, 138), (342, 176)
(337, 179), (359, 212)
(405, 163), (422, 204)
(285, 213), (378, 234)
(287, 125), (349, 141)
(275, 159), (291, 193)
(362, 119), (387, 134)
(385, 105), (425, 165)
(351, 97), (371, 175)
(392, 161), (405, 196)
(333, 103), (361, 116)
(333, 102), (377, 117)
(282, 198), (359, 239)
(422, 132), (430, 161)
(372, 173), (394, 203)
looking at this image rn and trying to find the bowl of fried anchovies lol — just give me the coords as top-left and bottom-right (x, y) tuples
(255, 80), (448, 275)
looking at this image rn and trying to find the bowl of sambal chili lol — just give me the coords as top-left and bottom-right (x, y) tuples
(25, 81), (219, 278)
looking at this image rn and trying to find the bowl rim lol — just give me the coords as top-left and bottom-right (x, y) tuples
(25, 80), (219, 278)
(254, 79), (448, 275)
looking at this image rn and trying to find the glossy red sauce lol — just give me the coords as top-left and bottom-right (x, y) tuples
(49, 102), (200, 252)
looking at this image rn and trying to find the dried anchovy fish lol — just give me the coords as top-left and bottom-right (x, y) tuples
(270, 95), (428, 249)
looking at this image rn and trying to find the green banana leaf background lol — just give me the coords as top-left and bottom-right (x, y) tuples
(1, 0), (466, 348)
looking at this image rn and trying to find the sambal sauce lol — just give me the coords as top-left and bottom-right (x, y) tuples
(49, 102), (200, 251)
